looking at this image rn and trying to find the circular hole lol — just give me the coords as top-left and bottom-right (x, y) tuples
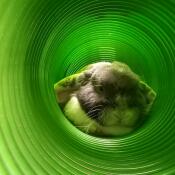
(54, 61), (157, 138)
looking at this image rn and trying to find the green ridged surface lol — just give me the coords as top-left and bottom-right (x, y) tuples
(0, 0), (175, 174)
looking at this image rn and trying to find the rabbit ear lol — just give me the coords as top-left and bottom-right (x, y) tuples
(54, 73), (80, 106)
(139, 81), (156, 113)
(54, 70), (92, 106)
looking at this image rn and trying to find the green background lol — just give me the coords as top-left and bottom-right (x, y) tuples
(0, 0), (175, 174)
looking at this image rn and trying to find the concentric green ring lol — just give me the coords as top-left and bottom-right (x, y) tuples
(0, 0), (175, 174)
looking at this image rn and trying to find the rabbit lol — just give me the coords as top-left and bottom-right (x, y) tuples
(54, 61), (156, 137)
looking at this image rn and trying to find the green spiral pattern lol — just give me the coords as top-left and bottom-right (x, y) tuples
(0, 0), (175, 174)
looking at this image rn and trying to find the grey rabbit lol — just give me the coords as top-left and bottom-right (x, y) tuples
(54, 61), (156, 137)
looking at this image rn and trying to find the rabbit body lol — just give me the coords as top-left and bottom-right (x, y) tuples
(54, 61), (156, 136)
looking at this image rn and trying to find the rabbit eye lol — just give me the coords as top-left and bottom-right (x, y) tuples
(99, 86), (104, 92)
(96, 86), (104, 92)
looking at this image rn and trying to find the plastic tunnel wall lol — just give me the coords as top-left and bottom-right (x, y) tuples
(0, 0), (175, 174)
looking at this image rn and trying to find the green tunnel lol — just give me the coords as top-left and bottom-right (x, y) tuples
(0, 0), (175, 174)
